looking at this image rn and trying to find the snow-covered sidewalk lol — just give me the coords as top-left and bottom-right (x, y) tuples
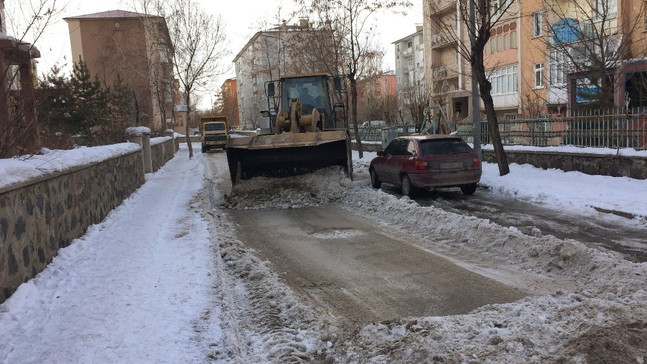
(0, 147), (220, 363)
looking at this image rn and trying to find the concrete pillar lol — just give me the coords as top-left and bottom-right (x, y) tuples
(165, 129), (176, 153)
(142, 131), (152, 173)
(126, 127), (152, 174)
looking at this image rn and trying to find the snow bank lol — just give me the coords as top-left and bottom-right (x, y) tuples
(0, 143), (141, 189)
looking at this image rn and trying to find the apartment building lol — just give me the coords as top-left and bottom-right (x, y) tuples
(356, 71), (398, 123)
(233, 19), (331, 130)
(65, 10), (175, 131)
(220, 78), (239, 129)
(423, 0), (475, 124)
(541, 0), (647, 114)
(424, 0), (647, 120)
(393, 26), (425, 123)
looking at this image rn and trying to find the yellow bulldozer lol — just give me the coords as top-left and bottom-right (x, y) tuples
(226, 73), (353, 184)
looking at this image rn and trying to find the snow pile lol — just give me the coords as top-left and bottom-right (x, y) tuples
(223, 167), (353, 209)
(341, 289), (647, 363)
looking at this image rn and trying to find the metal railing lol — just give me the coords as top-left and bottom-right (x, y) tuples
(458, 113), (647, 150)
(350, 125), (416, 142)
(351, 113), (647, 150)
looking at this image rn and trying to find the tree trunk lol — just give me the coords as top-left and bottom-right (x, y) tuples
(185, 94), (193, 159)
(479, 88), (509, 175)
(472, 28), (509, 176)
(350, 78), (363, 158)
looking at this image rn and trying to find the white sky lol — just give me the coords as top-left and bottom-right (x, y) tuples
(14, 0), (422, 108)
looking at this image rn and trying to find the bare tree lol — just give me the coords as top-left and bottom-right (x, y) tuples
(167, 0), (227, 158)
(295, 0), (412, 158)
(426, 0), (512, 175)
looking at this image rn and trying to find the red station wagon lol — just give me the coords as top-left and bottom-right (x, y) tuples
(369, 135), (482, 196)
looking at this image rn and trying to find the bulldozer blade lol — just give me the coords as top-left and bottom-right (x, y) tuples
(226, 137), (351, 184)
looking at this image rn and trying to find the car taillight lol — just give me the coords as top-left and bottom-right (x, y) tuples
(473, 157), (481, 169)
(415, 161), (429, 170)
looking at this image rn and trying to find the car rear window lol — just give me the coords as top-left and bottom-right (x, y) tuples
(419, 139), (473, 155)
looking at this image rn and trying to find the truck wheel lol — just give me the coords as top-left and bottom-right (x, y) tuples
(201, 145), (207, 153)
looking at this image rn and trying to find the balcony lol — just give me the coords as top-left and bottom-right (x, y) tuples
(428, 0), (456, 15)
(431, 65), (458, 80)
(548, 18), (618, 45)
(430, 34), (457, 49)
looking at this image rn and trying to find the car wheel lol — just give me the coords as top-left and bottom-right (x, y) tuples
(401, 175), (414, 197)
(461, 183), (477, 195)
(369, 168), (382, 188)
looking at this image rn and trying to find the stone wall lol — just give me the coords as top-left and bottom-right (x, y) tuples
(0, 143), (174, 303)
(483, 150), (647, 179)
(151, 137), (175, 172)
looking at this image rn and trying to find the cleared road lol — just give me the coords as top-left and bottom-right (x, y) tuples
(229, 206), (525, 327)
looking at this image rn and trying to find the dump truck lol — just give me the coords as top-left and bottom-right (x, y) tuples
(226, 73), (352, 184)
(200, 115), (228, 153)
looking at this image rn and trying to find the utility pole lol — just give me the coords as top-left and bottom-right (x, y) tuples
(469, 0), (482, 158)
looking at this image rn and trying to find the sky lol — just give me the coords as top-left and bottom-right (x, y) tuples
(10, 0), (422, 108)
(1, 142), (646, 362)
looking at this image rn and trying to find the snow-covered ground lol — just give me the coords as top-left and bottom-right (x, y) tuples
(1, 143), (646, 363)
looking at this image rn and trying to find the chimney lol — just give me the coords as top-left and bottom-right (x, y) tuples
(299, 17), (309, 29)
(416, 24), (423, 32)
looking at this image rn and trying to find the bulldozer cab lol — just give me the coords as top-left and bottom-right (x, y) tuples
(267, 74), (345, 131)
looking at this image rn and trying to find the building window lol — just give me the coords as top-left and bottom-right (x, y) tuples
(534, 63), (544, 88)
(510, 30), (517, 48)
(595, 0), (617, 19)
(548, 49), (567, 86)
(488, 65), (518, 95)
(532, 11), (543, 37)
(491, 0), (508, 17)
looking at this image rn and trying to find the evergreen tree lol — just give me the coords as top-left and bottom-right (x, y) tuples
(98, 75), (137, 144)
(35, 65), (74, 149)
(68, 59), (108, 144)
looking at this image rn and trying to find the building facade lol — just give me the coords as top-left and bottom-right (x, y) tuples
(221, 78), (239, 129)
(422, 0), (647, 121)
(356, 72), (398, 124)
(65, 10), (175, 132)
(393, 26), (425, 123)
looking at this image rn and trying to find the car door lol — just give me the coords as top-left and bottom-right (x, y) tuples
(373, 140), (396, 182)
(382, 138), (408, 184)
